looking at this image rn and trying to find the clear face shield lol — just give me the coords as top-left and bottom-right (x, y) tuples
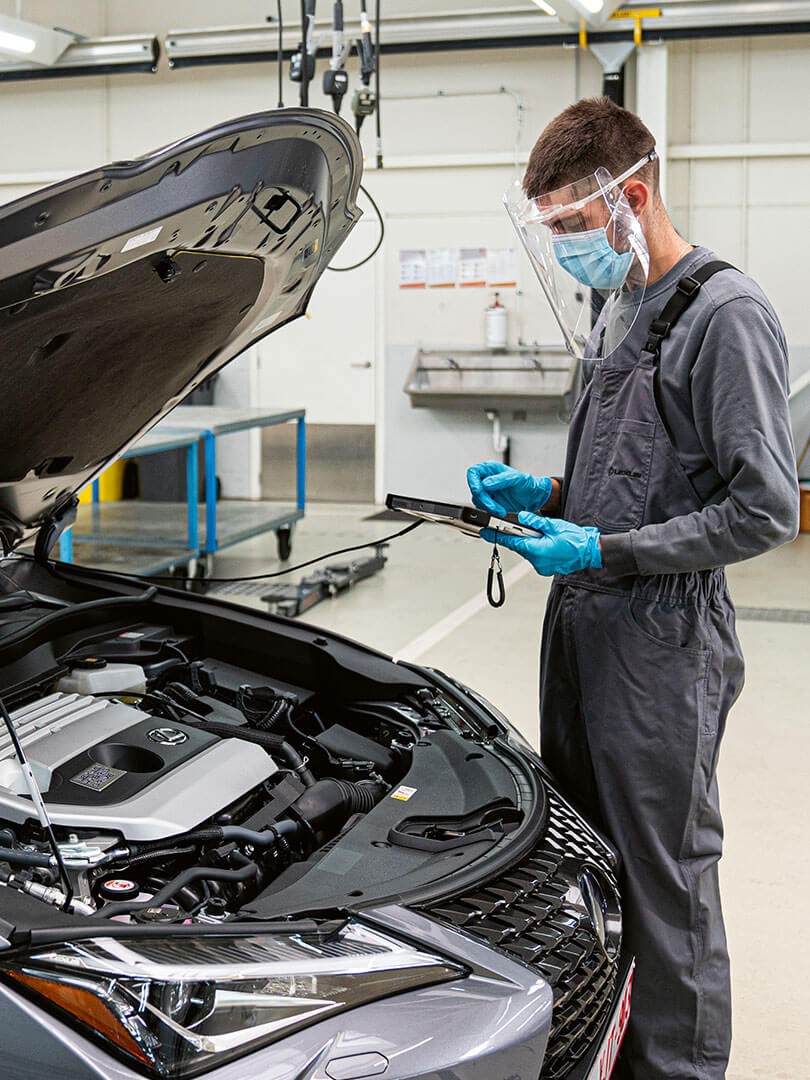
(505, 152), (655, 359)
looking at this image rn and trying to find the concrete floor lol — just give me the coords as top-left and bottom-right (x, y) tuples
(207, 503), (809, 1080)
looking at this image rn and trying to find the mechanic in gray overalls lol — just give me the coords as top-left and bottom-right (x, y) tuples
(468, 98), (799, 1079)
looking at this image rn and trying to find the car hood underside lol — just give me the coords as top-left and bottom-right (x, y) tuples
(0, 108), (361, 552)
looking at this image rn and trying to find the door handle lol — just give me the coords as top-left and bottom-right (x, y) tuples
(350, 362), (372, 368)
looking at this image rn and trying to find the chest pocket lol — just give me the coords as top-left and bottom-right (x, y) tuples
(594, 417), (655, 531)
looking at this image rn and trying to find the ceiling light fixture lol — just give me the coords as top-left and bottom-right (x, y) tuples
(0, 14), (74, 65)
(0, 30), (36, 54)
(531, 0), (558, 15)
(0, 34), (160, 81)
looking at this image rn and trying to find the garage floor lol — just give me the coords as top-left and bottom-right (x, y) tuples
(206, 502), (809, 1080)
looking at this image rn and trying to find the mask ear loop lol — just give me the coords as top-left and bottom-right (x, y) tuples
(487, 531), (506, 608)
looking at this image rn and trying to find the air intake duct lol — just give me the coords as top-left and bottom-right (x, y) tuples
(290, 778), (384, 839)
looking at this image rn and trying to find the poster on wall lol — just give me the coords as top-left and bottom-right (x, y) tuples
(458, 247), (487, 288)
(486, 248), (519, 288)
(398, 249), (427, 288)
(426, 248), (457, 288)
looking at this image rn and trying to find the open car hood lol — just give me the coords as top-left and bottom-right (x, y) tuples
(0, 108), (362, 553)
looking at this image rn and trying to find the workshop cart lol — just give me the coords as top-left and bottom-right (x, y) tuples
(59, 407), (306, 577)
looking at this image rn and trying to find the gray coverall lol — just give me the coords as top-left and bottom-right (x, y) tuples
(540, 247), (798, 1079)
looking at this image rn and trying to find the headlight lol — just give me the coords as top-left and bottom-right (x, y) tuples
(2, 920), (465, 1077)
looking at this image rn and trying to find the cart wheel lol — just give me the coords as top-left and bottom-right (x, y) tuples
(276, 526), (293, 562)
(189, 560), (208, 594)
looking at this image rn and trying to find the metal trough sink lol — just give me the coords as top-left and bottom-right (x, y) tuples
(404, 346), (577, 411)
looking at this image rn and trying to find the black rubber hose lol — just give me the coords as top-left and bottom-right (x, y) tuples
(128, 818), (299, 859)
(162, 683), (213, 715)
(220, 822), (299, 848)
(121, 844), (197, 870)
(0, 846), (52, 868)
(183, 717), (315, 786)
(251, 698), (287, 732)
(98, 861), (259, 919)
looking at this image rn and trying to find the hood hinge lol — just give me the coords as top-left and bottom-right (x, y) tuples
(34, 496), (79, 565)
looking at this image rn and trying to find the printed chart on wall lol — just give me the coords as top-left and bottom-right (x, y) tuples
(486, 248), (519, 288)
(398, 247), (518, 290)
(426, 248), (457, 289)
(458, 248), (487, 288)
(398, 249), (427, 289)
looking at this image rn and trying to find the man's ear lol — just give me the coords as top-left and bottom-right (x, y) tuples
(621, 179), (651, 215)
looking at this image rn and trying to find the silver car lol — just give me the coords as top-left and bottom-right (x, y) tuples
(0, 109), (631, 1080)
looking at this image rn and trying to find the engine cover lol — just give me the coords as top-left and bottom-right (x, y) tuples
(0, 693), (277, 841)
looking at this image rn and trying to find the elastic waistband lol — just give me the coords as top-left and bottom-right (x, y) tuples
(559, 566), (729, 606)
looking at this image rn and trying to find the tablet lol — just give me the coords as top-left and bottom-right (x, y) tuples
(385, 493), (542, 539)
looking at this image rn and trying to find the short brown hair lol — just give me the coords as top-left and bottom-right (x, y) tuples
(524, 97), (658, 199)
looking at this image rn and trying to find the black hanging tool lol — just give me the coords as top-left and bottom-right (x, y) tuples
(291, 0), (317, 104)
(352, 1), (377, 133)
(487, 532), (505, 608)
(323, 1), (350, 113)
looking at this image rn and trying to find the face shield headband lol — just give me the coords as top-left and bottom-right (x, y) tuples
(505, 150), (656, 359)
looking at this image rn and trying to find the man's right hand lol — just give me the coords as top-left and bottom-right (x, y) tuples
(466, 462), (554, 517)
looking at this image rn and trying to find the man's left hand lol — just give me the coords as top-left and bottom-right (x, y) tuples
(480, 510), (602, 576)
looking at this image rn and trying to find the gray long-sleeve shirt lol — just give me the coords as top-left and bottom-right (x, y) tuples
(584, 246), (799, 577)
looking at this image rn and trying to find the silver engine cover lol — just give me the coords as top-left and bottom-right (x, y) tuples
(0, 693), (277, 841)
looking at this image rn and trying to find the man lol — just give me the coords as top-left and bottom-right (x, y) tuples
(468, 97), (798, 1080)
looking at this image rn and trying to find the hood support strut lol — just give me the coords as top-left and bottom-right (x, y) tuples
(34, 496), (78, 565)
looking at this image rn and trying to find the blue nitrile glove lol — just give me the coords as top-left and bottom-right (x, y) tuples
(466, 462), (553, 518)
(480, 510), (602, 576)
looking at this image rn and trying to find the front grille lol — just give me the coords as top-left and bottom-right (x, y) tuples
(420, 785), (621, 1079)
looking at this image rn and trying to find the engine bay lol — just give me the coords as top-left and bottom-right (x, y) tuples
(0, 576), (528, 931)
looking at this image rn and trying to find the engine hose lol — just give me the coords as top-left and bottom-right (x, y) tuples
(0, 846), (53, 868)
(238, 684), (298, 732)
(251, 698), (287, 732)
(99, 861), (260, 919)
(182, 717), (315, 787)
(144, 874), (203, 912)
(162, 682), (213, 716)
(128, 819), (300, 860)
(121, 844), (197, 870)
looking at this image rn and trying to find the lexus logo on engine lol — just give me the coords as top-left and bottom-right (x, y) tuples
(147, 727), (188, 746)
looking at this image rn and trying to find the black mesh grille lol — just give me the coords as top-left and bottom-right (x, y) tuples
(420, 786), (621, 1080)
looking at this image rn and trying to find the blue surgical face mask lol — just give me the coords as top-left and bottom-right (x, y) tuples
(551, 227), (634, 291)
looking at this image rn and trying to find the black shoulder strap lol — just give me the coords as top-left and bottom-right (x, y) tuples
(644, 259), (738, 359)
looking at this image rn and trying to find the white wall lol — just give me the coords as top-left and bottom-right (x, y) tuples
(0, 5), (808, 488)
(667, 34), (810, 347)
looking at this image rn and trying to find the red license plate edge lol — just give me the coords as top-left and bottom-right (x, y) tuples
(585, 960), (635, 1080)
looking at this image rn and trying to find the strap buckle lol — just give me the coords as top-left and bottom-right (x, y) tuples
(644, 318), (670, 355)
(676, 274), (701, 298)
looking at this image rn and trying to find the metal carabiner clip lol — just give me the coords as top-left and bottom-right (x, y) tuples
(487, 532), (506, 608)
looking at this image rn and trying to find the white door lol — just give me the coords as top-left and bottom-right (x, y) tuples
(257, 218), (379, 424)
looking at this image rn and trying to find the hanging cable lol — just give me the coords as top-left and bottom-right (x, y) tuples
(49, 520), (423, 587)
(299, 0), (308, 106)
(276, 0), (284, 107)
(374, 0), (383, 168)
(327, 182), (383, 272)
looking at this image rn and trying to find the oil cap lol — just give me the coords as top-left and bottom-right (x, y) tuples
(98, 877), (139, 902)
